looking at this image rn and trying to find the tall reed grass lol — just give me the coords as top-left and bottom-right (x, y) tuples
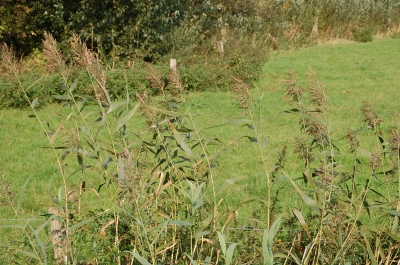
(1, 32), (400, 264)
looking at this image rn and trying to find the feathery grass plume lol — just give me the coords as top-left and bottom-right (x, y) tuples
(345, 129), (360, 153)
(118, 148), (141, 200)
(136, 90), (160, 127)
(294, 136), (312, 165)
(304, 114), (325, 141)
(167, 67), (184, 97)
(0, 175), (14, 206)
(144, 62), (165, 95)
(284, 68), (303, 102)
(231, 75), (254, 109)
(388, 127), (400, 155)
(370, 149), (382, 172)
(275, 143), (287, 170)
(43, 31), (66, 75)
(361, 101), (382, 129)
(306, 67), (327, 108)
(70, 34), (109, 106)
(62, 128), (81, 149)
(0, 43), (21, 81)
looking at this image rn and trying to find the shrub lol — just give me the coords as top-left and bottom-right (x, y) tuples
(353, 27), (375, 42)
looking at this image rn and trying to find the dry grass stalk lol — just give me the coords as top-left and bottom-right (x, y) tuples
(1, 43), (21, 80)
(306, 67), (327, 108)
(118, 148), (141, 200)
(345, 130), (360, 153)
(70, 34), (109, 105)
(284, 69), (303, 102)
(361, 101), (382, 129)
(294, 136), (312, 165)
(370, 149), (382, 172)
(43, 31), (66, 75)
(304, 114), (325, 141)
(167, 68), (184, 96)
(389, 127), (400, 155)
(144, 62), (165, 95)
(232, 76), (253, 109)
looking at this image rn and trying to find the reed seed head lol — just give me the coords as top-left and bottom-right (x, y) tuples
(284, 69), (303, 102)
(1, 43), (21, 79)
(43, 31), (65, 74)
(232, 75), (254, 109)
(361, 101), (382, 129)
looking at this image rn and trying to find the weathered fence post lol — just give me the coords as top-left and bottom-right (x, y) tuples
(49, 207), (67, 264)
(170, 58), (177, 72)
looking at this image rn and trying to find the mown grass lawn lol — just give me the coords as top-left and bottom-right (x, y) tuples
(1, 36), (400, 249)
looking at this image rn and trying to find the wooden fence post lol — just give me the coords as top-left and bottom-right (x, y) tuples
(170, 58), (177, 72)
(49, 207), (67, 264)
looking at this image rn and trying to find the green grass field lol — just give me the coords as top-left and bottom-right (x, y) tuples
(2, 37), (400, 219)
(1, 37), (400, 263)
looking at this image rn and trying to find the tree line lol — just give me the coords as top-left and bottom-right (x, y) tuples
(1, 0), (400, 60)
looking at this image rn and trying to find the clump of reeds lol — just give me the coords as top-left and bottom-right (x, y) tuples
(232, 75), (254, 109)
(306, 67), (327, 108)
(43, 31), (66, 76)
(1, 43), (21, 81)
(144, 62), (165, 95)
(294, 136), (312, 166)
(284, 68), (303, 103)
(167, 67), (185, 97)
(361, 100), (382, 129)
(345, 129), (360, 153)
(70, 34), (109, 106)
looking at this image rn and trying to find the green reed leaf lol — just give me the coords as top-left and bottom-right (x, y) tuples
(114, 103), (140, 133)
(17, 176), (30, 213)
(169, 121), (194, 160)
(184, 253), (198, 265)
(364, 236), (378, 265)
(195, 212), (213, 243)
(217, 231), (227, 256)
(125, 251), (152, 265)
(147, 105), (188, 117)
(217, 177), (244, 196)
(226, 242), (238, 265)
(106, 100), (126, 114)
(285, 173), (321, 216)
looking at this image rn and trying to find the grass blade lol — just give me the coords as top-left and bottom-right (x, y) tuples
(29, 225), (47, 264)
(226, 242), (238, 265)
(268, 217), (282, 246)
(293, 208), (310, 237)
(168, 120), (194, 160)
(184, 253), (198, 265)
(17, 176), (31, 213)
(113, 103), (140, 133)
(125, 251), (152, 265)
(262, 229), (272, 265)
(195, 212), (213, 242)
(217, 231), (227, 256)
(285, 172), (321, 216)
(217, 177), (244, 196)
(147, 105), (188, 117)
(364, 236), (378, 265)
(106, 100), (126, 114)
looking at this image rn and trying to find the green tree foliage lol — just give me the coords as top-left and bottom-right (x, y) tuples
(0, 0), (188, 58)
(0, 0), (65, 54)
(1, 0), (400, 58)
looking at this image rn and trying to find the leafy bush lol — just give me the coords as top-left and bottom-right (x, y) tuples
(353, 27), (375, 42)
(2, 0), (400, 59)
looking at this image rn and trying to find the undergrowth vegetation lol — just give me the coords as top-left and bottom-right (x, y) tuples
(2, 0), (400, 108)
(1, 32), (400, 265)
